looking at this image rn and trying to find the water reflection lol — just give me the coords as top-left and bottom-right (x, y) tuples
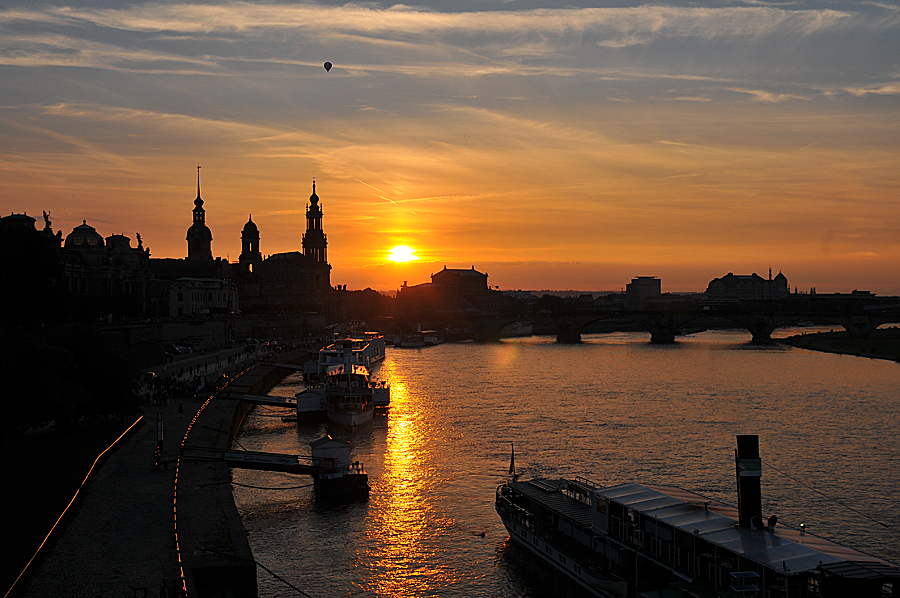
(363, 363), (458, 596)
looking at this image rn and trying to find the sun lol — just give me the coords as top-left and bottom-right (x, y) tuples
(387, 245), (418, 262)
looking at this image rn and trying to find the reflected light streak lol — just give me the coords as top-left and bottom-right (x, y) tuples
(363, 363), (458, 596)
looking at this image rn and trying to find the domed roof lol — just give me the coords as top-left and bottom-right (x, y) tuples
(65, 220), (105, 249)
(309, 181), (319, 205)
(242, 214), (258, 233)
(186, 222), (212, 242)
(774, 271), (787, 282)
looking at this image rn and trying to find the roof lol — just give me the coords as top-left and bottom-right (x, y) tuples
(310, 435), (349, 449)
(597, 482), (897, 576)
(508, 479), (594, 528)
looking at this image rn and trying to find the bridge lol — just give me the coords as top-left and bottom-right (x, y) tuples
(470, 295), (900, 344)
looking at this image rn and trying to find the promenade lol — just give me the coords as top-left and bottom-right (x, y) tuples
(16, 349), (305, 598)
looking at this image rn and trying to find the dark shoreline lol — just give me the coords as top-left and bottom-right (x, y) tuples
(779, 327), (900, 363)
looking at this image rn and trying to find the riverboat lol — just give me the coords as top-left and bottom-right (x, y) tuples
(324, 363), (374, 428)
(397, 330), (444, 347)
(303, 333), (386, 380)
(501, 321), (533, 338)
(495, 435), (900, 597)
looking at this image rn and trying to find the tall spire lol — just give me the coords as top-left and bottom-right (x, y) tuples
(196, 164), (202, 204)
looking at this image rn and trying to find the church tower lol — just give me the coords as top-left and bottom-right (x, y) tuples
(186, 166), (213, 260)
(302, 180), (327, 263)
(239, 214), (261, 273)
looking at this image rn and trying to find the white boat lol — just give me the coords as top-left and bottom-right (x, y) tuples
(397, 329), (443, 348)
(495, 435), (900, 597)
(501, 321), (532, 338)
(324, 363), (374, 428)
(304, 333), (386, 380)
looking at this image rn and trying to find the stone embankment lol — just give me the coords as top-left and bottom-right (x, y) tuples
(19, 354), (305, 598)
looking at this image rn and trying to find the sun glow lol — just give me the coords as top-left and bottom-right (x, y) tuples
(387, 245), (418, 262)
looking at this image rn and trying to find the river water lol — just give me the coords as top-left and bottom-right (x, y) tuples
(232, 329), (900, 597)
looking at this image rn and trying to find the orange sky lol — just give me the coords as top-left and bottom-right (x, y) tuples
(2, 1), (898, 294)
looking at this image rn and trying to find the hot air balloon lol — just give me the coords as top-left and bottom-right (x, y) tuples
(324, 62), (332, 72)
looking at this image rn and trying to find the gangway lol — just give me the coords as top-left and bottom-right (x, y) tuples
(222, 436), (370, 501)
(242, 394), (297, 408)
(223, 449), (329, 475)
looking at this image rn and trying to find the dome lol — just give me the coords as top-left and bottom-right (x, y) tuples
(242, 214), (258, 234)
(186, 222), (212, 242)
(774, 271), (787, 283)
(65, 220), (105, 249)
(309, 181), (319, 205)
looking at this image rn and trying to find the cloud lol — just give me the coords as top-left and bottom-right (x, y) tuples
(0, 3), (861, 41)
(844, 83), (900, 96)
(727, 88), (810, 103)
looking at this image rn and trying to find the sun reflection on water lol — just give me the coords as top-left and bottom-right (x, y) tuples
(362, 364), (459, 596)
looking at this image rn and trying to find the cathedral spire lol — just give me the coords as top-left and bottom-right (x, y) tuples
(195, 165), (203, 205)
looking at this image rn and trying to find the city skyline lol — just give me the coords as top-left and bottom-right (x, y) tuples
(2, 0), (899, 294)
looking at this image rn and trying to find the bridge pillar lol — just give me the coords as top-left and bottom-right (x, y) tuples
(745, 317), (778, 343)
(556, 319), (582, 344)
(837, 316), (882, 338)
(647, 316), (678, 344)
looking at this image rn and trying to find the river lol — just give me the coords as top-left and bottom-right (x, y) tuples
(231, 329), (900, 597)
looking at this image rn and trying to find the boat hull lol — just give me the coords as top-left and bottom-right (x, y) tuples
(326, 405), (374, 428)
(314, 472), (370, 502)
(497, 514), (627, 598)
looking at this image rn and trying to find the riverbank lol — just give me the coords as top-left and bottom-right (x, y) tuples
(8, 351), (308, 598)
(780, 326), (900, 362)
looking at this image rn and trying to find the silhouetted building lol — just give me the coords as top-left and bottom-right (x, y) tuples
(239, 214), (261, 274)
(150, 169), (233, 315)
(236, 181), (335, 315)
(625, 276), (661, 310)
(302, 181), (327, 263)
(186, 167), (213, 261)
(398, 266), (502, 315)
(62, 220), (152, 315)
(0, 211), (64, 320)
(706, 269), (788, 300)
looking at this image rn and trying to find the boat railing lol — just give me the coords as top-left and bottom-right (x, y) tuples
(573, 476), (603, 490)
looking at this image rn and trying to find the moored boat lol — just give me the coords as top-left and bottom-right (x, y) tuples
(304, 333), (386, 381)
(495, 435), (900, 597)
(324, 363), (374, 428)
(310, 435), (369, 501)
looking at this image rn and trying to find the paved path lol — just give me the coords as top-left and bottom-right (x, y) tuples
(21, 396), (195, 598)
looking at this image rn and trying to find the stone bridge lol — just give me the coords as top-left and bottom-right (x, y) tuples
(471, 296), (900, 344)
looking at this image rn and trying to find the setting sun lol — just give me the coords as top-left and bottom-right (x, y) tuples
(387, 245), (418, 263)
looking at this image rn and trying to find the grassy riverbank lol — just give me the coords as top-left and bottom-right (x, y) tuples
(781, 327), (900, 362)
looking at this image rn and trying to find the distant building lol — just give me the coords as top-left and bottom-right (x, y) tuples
(625, 276), (661, 310)
(398, 266), (503, 315)
(706, 269), (788, 300)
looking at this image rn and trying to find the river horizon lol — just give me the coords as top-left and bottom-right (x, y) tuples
(232, 329), (900, 597)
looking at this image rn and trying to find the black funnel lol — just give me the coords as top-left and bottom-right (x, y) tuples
(735, 435), (762, 529)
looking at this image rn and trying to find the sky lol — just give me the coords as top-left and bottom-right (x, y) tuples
(1, 0), (899, 294)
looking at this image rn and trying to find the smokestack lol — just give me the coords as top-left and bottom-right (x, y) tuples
(735, 435), (763, 529)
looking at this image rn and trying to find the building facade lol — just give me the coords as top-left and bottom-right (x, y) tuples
(706, 270), (789, 300)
